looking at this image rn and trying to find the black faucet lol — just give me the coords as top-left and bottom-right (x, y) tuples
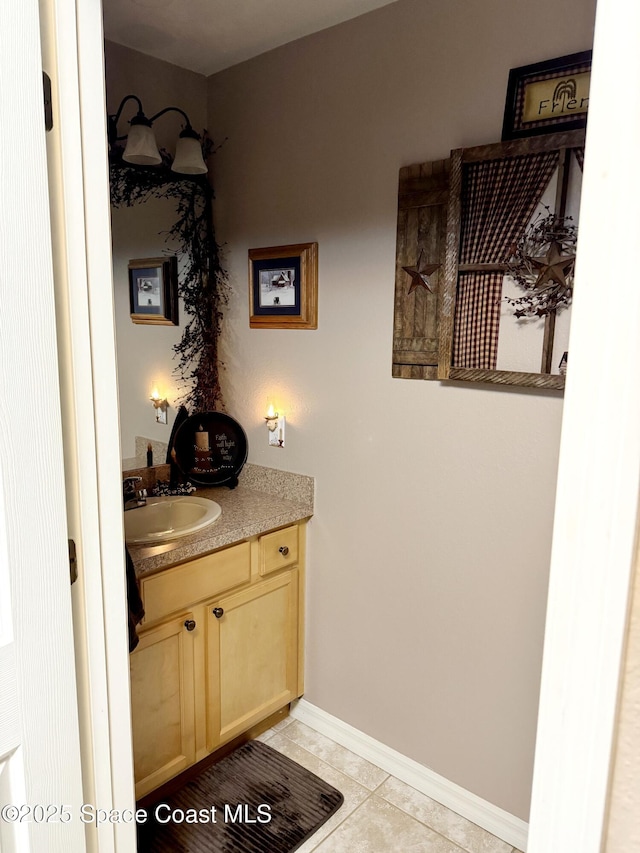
(123, 476), (147, 510)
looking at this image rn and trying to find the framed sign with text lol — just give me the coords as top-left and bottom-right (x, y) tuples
(172, 411), (248, 487)
(502, 51), (591, 140)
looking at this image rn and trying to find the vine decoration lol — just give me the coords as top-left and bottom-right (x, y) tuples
(109, 134), (228, 413)
(505, 207), (578, 318)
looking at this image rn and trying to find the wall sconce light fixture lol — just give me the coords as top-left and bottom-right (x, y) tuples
(150, 382), (168, 425)
(107, 94), (207, 175)
(264, 404), (285, 448)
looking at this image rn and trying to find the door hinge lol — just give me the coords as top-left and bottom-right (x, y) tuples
(43, 71), (53, 132)
(69, 539), (78, 585)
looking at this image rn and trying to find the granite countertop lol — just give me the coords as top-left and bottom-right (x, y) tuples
(127, 474), (313, 578)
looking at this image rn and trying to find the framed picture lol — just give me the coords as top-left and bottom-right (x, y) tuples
(502, 50), (591, 140)
(249, 242), (318, 329)
(128, 256), (179, 325)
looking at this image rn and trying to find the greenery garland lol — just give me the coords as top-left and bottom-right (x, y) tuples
(109, 135), (228, 413)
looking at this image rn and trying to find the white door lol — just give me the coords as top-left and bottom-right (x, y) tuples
(0, 1), (86, 851)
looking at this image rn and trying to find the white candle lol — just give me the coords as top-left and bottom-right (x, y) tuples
(195, 430), (209, 450)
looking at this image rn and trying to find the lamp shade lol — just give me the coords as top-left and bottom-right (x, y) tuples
(172, 134), (207, 175)
(123, 123), (161, 166)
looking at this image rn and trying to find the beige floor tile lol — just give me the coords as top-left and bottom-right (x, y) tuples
(259, 719), (521, 853)
(281, 720), (389, 790)
(254, 715), (294, 742)
(266, 732), (371, 851)
(254, 728), (275, 743)
(270, 715), (296, 733)
(312, 795), (466, 852)
(377, 776), (513, 853)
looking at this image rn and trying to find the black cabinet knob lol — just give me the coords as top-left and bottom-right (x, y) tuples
(212, 607), (224, 619)
(184, 619), (196, 631)
(278, 546), (289, 556)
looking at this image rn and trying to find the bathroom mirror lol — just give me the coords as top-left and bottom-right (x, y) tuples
(111, 193), (185, 462)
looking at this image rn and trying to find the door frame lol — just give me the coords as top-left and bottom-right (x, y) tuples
(527, 0), (640, 849)
(41, 0), (137, 850)
(57, 0), (640, 851)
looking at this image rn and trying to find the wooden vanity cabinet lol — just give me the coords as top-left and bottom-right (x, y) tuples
(129, 523), (306, 799)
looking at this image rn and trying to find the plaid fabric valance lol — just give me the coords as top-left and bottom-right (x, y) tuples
(453, 150), (559, 370)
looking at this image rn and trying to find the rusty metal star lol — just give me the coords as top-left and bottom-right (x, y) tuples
(402, 250), (441, 294)
(529, 241), (576, 289)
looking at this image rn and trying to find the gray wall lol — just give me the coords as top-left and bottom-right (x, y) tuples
(206, 0), (596, 820)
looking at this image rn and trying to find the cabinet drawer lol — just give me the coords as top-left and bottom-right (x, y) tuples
(141, 541), (251, 624)
(259, 525), (298, 576)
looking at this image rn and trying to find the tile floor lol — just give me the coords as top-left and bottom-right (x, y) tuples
(256, 717), (525, 853)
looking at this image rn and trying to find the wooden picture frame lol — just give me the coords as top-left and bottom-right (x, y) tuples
(437, 128), (586, 390)
(502, 51), (591, 141)
(392, 129), (586, 390)
(128, 256), (179, 326)
(249, 242), (318, 329)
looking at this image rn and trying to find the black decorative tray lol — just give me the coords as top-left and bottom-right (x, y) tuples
(173, 412), (248, 488)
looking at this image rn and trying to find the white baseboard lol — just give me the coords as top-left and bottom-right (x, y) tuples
(290, 698), (528, 852)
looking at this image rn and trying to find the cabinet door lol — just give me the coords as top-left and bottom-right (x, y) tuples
(207, 570), (299, 749)
(129, 613), (197, 798)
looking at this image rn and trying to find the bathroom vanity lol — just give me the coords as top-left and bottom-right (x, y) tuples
(125, 466), (312, 799)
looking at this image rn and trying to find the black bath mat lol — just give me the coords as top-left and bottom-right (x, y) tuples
(137, 740), (344, 852)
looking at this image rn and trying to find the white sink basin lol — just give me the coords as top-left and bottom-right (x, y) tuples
(124, 496), (222, 545)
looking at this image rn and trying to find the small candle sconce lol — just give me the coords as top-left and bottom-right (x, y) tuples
(150, 381), (168, 424)
(264, 404), (285, 447)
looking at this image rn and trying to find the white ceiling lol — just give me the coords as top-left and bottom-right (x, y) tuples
(102, 0), (399, 76)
